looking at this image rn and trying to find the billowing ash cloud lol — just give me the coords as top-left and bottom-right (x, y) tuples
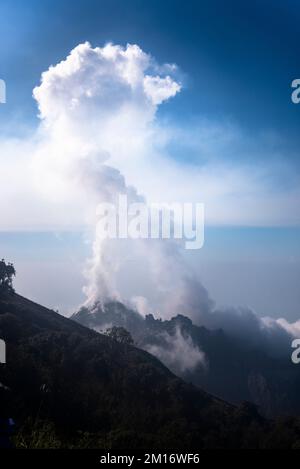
(32, 41), (208, 316)
(30, 41), (299, 360)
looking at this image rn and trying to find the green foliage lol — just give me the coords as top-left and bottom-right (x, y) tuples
(73, 303), (300, 418)
(1, 293), (300, 449)
(0, 259), (16, 295)
(14, 419), (62, 449)
(104, 326), (134, 345)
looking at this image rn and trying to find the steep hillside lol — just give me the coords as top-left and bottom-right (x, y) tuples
(0, 293), (300, 449)
(73, 301), (300, 417)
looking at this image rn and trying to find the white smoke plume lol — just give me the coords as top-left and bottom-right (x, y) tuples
(2, 41), (298, 360)
(146, 327), (207, 374)
(32, 41), (211, 319)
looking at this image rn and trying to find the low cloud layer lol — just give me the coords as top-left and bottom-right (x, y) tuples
(146, 326), (207, 374)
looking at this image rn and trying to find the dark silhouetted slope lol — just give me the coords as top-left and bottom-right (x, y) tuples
(73, 302), (300, 418)
(1, 293), (300, 449)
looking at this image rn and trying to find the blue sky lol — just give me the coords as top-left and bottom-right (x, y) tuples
(1, 0), (300, 140)
(0, 0), (299, 319)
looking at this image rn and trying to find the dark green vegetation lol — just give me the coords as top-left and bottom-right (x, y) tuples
(0, 292), (300, 448)
(0, 259), (15, 295)
(104, 326), (134, 345)
(73, 302), (300, 417)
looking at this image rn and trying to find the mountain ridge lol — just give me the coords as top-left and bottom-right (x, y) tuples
(72, 301), (300, 417)
(1, 292), (300, 448)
